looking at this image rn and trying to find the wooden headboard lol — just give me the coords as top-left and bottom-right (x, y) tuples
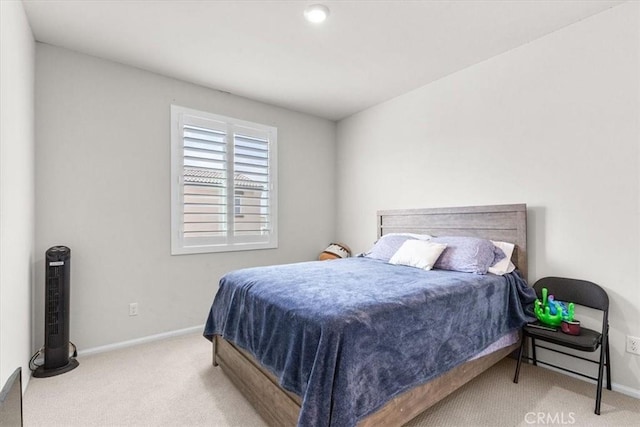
(377, 204), (527, 280)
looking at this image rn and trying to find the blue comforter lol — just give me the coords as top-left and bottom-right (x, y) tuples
(204, 257), (535, 427)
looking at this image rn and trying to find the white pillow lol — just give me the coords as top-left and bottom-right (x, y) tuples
(389, 240), (447, 271)
(488, 240), (517, 275)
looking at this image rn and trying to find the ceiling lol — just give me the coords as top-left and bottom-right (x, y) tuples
(23, 0), (624, 121)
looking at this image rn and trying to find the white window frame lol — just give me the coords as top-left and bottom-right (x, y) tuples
(171, 105), (278, 255)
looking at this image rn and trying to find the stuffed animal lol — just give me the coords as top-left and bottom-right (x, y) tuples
(319, 243), (351, 261)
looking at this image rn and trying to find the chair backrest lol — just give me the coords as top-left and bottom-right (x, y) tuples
(533, 277), (608, 312)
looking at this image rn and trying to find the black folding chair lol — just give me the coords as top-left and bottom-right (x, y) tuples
(513, 277), (611, 415)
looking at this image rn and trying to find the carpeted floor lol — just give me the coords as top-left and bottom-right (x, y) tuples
(23, 332), (639, 426)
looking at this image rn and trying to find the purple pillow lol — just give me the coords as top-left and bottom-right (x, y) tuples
(432, 236), (504, 274)
(363, 235), (416, 262)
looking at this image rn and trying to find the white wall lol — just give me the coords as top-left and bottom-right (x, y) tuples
(35, 44), (336, 350)
(337, 3), (640, 394)
(0, 0), (35, 390)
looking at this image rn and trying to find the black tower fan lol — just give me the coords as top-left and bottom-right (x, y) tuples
(33, 246), (79, 377)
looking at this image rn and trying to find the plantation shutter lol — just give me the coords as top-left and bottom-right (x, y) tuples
(181, 115), (229, 247)
(171, 105), (277, 254)
(233, 126), (272, 242)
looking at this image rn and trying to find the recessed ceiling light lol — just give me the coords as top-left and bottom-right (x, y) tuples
(304, 4), (330, 24)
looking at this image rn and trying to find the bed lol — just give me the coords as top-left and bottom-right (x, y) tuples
(205, 204), (531, 426)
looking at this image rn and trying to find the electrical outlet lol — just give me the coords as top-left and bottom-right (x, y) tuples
(627, 335), (640, 355)
(129, 302), (139, 316)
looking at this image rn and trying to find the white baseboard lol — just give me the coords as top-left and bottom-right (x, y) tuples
(538, 363), (640, 399)
(612, 382), (640, 399)
(78, 325), (204, 357)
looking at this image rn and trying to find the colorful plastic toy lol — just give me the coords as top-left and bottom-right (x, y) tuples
(534, 288), (575, 327)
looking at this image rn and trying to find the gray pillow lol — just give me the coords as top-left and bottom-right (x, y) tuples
(432, 236), (504, 274)
(362, 235), (416, 262)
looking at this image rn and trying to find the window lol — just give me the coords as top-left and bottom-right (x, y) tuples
(234, 195), (243, 218)
(171, 105), (277, 254)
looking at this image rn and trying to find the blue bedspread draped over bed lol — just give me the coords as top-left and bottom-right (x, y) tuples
(204, 257), (535, 427)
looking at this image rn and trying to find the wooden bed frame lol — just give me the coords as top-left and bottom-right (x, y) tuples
(212, 203), (528, 426)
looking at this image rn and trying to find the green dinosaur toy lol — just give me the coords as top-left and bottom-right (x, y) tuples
(534, 287), (575, 327)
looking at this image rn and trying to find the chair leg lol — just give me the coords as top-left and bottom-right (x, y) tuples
(513, 335), (526, 383)
(595, 337), (607, 415)
(605, 338), (612, 391)
(531, 337), (537, 366)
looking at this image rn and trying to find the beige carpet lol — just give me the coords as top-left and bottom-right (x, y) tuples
(23, 333), (639, 426)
